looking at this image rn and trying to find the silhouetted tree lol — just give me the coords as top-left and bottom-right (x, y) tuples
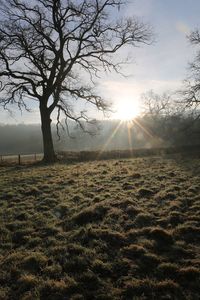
(180, 29), (200, 115)
(0, 0), (152, 162)
(141, 90), (200, 146)
(141, 90), (184, 144)
(141, 90), (174, 117)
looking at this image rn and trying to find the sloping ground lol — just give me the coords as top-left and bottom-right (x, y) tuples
(0, 156), (200, 300)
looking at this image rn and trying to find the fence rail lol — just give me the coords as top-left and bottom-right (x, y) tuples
(0, 153), (43, 165)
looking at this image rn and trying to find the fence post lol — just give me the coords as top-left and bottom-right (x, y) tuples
(0, 155), (2, 163)
(18, 154), (21, 165)
(34, 153), (37, 161)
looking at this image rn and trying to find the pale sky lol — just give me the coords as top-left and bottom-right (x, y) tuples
(1, 0), (200, 124)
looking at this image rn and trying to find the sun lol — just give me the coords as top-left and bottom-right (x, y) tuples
(114, 99), (141, 121)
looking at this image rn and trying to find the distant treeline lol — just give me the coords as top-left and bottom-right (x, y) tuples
(0, 115), (200, 155)
(0, 124), (43, 155)
(58, 145), (200, 163)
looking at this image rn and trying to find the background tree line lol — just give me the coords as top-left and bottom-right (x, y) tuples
(0, 112), (199, 155)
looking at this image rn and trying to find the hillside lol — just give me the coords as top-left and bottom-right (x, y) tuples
(0, 155), (200, 299)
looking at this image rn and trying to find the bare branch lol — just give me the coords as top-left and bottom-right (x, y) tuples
(0, 0), (152, 162)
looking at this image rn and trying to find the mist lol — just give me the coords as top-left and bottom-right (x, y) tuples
(0, 115), (199, 155)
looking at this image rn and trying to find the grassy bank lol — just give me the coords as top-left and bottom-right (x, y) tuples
(0, 155), (200, 299)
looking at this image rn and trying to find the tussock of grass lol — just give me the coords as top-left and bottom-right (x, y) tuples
(134, 212), (154, 227)
(17, 274), (39, 292)
(150, 228), (174, 245)
(88, 228), (126, 247)
(73, 204), (109, 225)
(0, 156), (200, 299)
(137, 187), (155, 198)
(158, 262), (179, 279)
(178, 267), (200, 282)
(39, 277), (77, 300)
(92, 259), (112, 276)
(22, 252), (49, 273)
(122, 244), (146, 259)
(140, 253), (162, 270)
(123, 278), (181, 298)
(173, 224), (200, 243)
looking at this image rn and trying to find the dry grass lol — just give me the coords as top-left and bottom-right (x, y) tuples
(0, 155), (200, 299)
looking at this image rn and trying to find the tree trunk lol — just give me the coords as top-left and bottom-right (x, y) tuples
(40, 105), (56, 163)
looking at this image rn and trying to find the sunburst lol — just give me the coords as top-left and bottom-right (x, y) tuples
(114, 99), (141, 121)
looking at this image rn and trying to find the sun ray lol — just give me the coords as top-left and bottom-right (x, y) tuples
(127, 123), (134, 156)
(97, 120), (123, 158)
(131, 118), (164, 145)
(97, 112), (165, 159)
(131, 118), (155, 139)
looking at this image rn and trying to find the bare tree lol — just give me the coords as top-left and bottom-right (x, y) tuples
(140, 90), (200, 146)
(141, 90), (175, 117)
(180, 29), (200, 115)
(0, 0), (152, 163)
(140, 90), (186, 143)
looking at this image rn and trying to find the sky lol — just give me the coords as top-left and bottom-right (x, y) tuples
(1, 0), (200, 124)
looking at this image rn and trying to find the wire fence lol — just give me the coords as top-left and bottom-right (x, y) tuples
(0, 153), (43, 165)
(1, 144), (199, 166)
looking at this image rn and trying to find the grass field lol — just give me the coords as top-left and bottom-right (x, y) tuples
(0, 155), (200, 299)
